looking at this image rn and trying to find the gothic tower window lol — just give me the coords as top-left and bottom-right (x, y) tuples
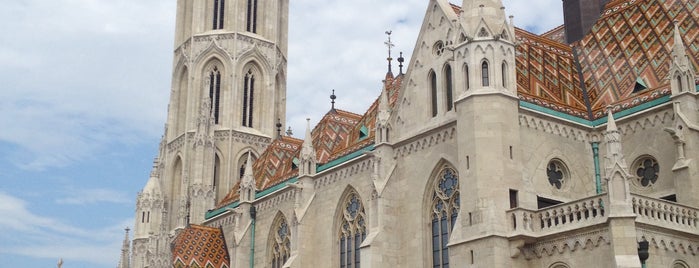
(242, 69), (256, 127)
(238, 152), (257, 179)
(174, 67), (189, 135)
(429, 70), (438, 117)
(212, 0), (225, 30)
(213, 154), (222, 201)
(431, 165), (460, 268)
(677, 75), (684, 92)
(209, 66), (222, 124)
(481, 61), (490, 87)
(501, 61), (508, 88)
(270, 215), (291, 268)
(463, 64), (470, 90)
(339, 192), (366, 268)
(444, 64), (454, 111)
(246, 0), (258, 33)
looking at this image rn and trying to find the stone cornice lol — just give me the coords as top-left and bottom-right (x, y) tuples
(393, 122), (456, 159)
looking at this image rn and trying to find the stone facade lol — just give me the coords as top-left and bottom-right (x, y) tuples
(128, 0), (699, 267)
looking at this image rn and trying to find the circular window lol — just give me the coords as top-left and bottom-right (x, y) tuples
(633, 156), (659, 188)
(433, 41), (445, 56)
(546, 159), (569, 190)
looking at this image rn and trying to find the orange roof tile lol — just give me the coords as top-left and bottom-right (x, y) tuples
(172, 225), (229, 268)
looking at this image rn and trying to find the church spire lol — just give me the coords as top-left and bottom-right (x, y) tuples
(299, 118), (317, 176)
(239, 152), (257, 203)
(672, 21), (689, 67)
(669, 21), (696, 95)
(118, 227), (131, 268)
(384, 30), (395, 77)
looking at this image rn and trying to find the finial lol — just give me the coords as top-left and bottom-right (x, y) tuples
(57, 258), (63, 268)
(286, 126), (293, 136)
(330, 89), (337, 111)
(398, 52), (405, 75)
(276, 118), (283, 139)
(385, 30), (395, 74)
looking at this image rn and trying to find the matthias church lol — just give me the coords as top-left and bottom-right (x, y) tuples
(118, 0), (699, 267)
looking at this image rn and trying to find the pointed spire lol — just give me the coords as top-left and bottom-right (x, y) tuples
(300, 118), (317, 176)
(240, 151), (257, 202)
(672, 21), (688, 67)
(330, 90), (337, 112)
(606, 108), (617, 132)
(118, 227), (131, 268)
(302, 118), (313, 154)
(604, 107), (628, 172)
(378, 85), (390, 124)
(384, 30), (395, 76)
(397, 52), (405, 75)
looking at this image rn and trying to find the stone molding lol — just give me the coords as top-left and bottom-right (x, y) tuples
(393, 124), (456, 159)
(519, 114), (589, 143)
(256, 188), (296, 214)
(167, 130), (270, 153)
(313, 157), (375, 190)
(616, 109), (673, 136)
(521, 228), (610, 259)
(638, 228), (699, 256)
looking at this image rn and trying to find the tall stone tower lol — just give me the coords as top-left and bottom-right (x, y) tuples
(131, 0), (289, 267)
(452, 0), (521, 266)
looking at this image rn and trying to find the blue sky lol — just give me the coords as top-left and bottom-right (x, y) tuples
(0, 0), (562, 267)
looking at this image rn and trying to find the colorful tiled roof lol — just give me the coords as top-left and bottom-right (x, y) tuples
(172, 225), (230, 268)
(541, 25), (567, 44)
(515, 28), (589, 118)
(312, 109), (362, 164)
(575, 0), (698, 119)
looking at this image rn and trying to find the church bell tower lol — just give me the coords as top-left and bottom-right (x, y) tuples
(131, 0), (288, 267)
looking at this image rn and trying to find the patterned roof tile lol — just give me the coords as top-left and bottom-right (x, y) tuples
(172, 225), (229, 268)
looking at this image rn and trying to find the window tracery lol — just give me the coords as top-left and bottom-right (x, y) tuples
(633, 156), (659, 187)
(339, 193), (366, 268)
(270, 217), (290, 268)
(431, 166), (460, 268)
(546, 159), (568, 190)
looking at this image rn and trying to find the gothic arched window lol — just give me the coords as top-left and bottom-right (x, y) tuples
(431, 165), (460, 268)
(242, 69), (256, 127)
(677, 75), (684, 92)
(209, 66), (222, 124)
(501, 61), (508, 88)
(212, 0), (225, 30)
(429, 70), (438, 117)
(463, 64), (470, 90)
(339, 192), (366, 268)
(270, 216), (291, 268)
(481, 61), (490, 87)
(444, 64), (454, 111)
(246, 0), (258, 33)
(213, 154), (222, 201)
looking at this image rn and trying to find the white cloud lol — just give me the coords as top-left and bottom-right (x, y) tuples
(0, 192), (132, 266)
(55, 188), (131, 205)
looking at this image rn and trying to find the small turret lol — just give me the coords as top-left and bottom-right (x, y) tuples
(117, 227), (131, 268)
(239, 152), (257, 203)
(299, 119), (317, 176)
(669, 21), (696, 95)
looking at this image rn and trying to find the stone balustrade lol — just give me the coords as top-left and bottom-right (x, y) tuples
(507, 194), (608, 237)
(632, 194), (698, 233)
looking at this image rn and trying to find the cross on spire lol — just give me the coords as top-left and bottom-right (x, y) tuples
(385, 30), (395, 74)
(330, 89), (337, 111)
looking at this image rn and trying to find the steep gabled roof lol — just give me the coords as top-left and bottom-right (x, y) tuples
(172, 225), (230, 268)
(575, 0), (699, 119)
(312, 109), (362, 164)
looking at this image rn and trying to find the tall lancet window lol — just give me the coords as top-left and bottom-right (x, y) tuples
(431, 165), (460, 268)
(270, 216), (291, 268)
(464, 64), (470, 90)
(242, 69), (256, 127)
(209, 67), (222, 124)
(339, 192), (366, 268)
(677, 75), (684, 92)
(429, 70), (438, 117)
(481, 61), (490, 87)
(212, 0), (225, 30)
(444, 64), (454, 111)
(246, 0), (258, 33)
(501, 61), (508, 88)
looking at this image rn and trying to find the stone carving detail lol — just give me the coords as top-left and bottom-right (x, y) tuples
(521, 229), (610, 259)
(394, 126), (456, 159)
(167, 134), (186, 153)
(518, 114), (588, 142)
(638, 229), (699, 256)
(314, 158), (375, 189)
(255, 189), (296, 213)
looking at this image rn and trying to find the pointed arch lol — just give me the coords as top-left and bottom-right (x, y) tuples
(443, 63), (454, 111)
(236, 150), (258, 180)
(241, 62), (262, 128)
(171, 156), (185, 201)
(429, 69), (438, 117)
(481, 60), (490, 87)
(501, 61), (509, 89)
(424, 160), (460, 268)
(268, 212), (291, 268)
(213, 152), (224, 202)
(676, 75), (684, 92)
(335, 186), (367, 268)
(174, 66), (190, 135)
(463, 63), (470, 91)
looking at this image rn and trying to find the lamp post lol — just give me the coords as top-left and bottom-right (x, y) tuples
(638, 238), (649, 267)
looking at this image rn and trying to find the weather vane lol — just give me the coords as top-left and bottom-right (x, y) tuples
(385, 30), (395, 73)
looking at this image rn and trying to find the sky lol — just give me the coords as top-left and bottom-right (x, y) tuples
(0, 0), (563, 267)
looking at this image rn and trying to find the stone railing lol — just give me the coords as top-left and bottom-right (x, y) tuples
(632, 194), (698, 234)
(507, 194), (609, 237)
